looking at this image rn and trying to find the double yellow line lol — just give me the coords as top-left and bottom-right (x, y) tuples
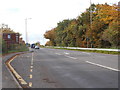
(5, 54), (28, 88)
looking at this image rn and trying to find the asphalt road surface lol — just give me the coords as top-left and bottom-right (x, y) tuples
(10, 48), (119, 88)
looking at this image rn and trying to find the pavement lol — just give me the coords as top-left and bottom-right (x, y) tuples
(2, 52), (25, 89)
(0, 57), (2, 90)
(8, 48), (119, 89)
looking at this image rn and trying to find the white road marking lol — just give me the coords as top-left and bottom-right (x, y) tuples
(29, 82), (32, 87)
(82, 52), (91, 55)
(64, 52), (69, 55)
(31, 66), (33, 69)
(31, 53), (34, 65)
(86, 61), (120, 72)
(30, 69), (33, 72)
(65, 55), (77, 59)
(28, 53), (34, 87)
(55, 53), (61, 55)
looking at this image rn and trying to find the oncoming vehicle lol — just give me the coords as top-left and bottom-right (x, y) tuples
(35, 46), (39, 49)
(31, 44), (35, 48)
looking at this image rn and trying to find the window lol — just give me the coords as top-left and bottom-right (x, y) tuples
(8, 34), (11, 39)
(16, 35), (19, 42)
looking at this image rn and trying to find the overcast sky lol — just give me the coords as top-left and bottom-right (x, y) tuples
(0, 0), (119, 45)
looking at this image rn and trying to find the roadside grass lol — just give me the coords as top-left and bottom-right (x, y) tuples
(2, 45), (29, 56)
(48, 47), (120, 55)
(8, 48), (28, 53)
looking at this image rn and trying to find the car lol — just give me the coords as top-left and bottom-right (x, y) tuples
(35, 46), (39, 49)
(31, 44), (35, 48)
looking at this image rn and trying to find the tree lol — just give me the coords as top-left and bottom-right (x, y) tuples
(55, 19), (71, 46)
(44, 28), (56, 46)
(35, 41), (41, 47)
(2, 39), (8, 53)
(102, 21), (120, 47)
(96, 4), (118, 24)
(44, 3), (120, 48)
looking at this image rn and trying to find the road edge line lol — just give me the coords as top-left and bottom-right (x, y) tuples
(86, 61), (120, 72)
(5, 53), (29, 89)
(4, 62), (22, 89)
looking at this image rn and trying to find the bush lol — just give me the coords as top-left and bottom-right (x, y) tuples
(2, 39), (8, 53)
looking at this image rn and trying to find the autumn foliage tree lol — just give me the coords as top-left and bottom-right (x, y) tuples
(44, 3), (120, 48)
(44, 28), (56, 46)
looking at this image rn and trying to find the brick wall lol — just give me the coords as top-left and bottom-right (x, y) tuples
(3, 33), (19, 48)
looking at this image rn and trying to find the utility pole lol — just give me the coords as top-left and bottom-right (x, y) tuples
(118, 2), (120, 49)
(25, 18), (31, 46)
(87, 0), (92, 48)
(25, 19), (28, 44)
(90, 0), (92, 27)
(90, 0), (93, 48)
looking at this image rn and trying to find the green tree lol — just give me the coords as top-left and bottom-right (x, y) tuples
(102, 21), (120, 47)
(2, 39), (8, 53)
(44, 3), (119, 48)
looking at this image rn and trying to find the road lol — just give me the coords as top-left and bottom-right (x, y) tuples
(9, 48), (118, 88)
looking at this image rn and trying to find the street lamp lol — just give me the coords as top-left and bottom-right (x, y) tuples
(25, 18), (32, 46)
(90, 0), (93, 48)
(90, 0), (92, 27)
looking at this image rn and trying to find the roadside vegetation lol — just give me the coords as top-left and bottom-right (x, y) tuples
(6, 44), (29, 54)
(0, 26), (28, 55)
(44, 3), (120, 49)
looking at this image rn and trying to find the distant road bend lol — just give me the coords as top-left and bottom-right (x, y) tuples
(9, 48), (118, 88)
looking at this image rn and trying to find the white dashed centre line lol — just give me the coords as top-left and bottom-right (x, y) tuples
(29, 52), (34, 88)
(31, 53), (34, 65)
(65, 55), (77, 59)
(31, 66), (33, 69)
(30, 69), (33, 72)
(86, 61), (120, 72)
(64, 52), (69, 55)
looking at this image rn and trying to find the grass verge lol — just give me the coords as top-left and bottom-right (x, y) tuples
(2, 46), (29, 56)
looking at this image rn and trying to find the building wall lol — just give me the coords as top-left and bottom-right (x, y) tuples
(3, 33), (19, 48)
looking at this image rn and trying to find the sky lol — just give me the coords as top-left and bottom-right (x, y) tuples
(0, 0), (119, 45)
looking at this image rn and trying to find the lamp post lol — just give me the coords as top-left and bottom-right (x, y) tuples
(25, 18), (32, 46)
(90, 0), (92, 27)
(90, 0), (93, 48)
